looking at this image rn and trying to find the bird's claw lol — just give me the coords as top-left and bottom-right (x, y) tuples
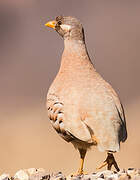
(96, 153), (120, 172)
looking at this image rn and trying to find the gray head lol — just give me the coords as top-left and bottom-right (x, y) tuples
(45, 16), (85, 42)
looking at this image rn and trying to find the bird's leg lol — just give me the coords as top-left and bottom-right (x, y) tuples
(77, 148), (87, 175)
(97, 152), (120, 172)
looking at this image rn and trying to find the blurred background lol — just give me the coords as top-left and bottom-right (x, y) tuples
(0, 0), (140, 175)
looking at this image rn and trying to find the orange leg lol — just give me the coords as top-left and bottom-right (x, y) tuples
(77, 149), (87, 175)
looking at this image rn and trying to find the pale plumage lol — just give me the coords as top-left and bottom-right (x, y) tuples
(45, 16), (127, 174)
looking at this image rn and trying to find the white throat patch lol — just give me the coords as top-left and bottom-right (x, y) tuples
(60, 24), (72, 31)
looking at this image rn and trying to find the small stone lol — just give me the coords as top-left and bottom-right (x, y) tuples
(128, 168), (134, 171)
(127, 169), (137, 178)
(28, 168), (49, 180)
(97, 170), (113, 178)
(50, 172), (66, 180)
(69, 175), (81, 180)
(41, 175), (50, 180)
(99, 174), (104, 179)
(14, 170), (29, 180)
(82, 174), (93, 180)
(54, 173), (63, 178)
(107, 174), (119, 180)
(27, 168), (47, 179)
(0, 174), (10, 180)
(27, 168), (37, 175)
(57, 172), (62, 175)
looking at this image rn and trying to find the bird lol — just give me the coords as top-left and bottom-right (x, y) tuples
(45, 16), (127, 175)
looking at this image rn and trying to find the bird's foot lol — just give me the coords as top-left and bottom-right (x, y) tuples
(77, 169), (88, 176)
(96, 153), (120, 172)
(69, 169), (87, 177)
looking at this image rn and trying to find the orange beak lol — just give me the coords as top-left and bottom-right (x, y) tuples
(45, 20), (56, 29)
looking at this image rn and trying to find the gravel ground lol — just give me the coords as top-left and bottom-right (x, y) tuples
(0, 168), (140, 180)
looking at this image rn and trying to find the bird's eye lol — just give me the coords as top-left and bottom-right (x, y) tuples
(57, 21), (62, 25)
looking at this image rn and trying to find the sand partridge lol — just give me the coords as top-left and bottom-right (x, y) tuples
(45, 16), (127, 175)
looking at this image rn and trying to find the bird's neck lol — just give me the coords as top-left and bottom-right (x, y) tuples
(64, 39), (86, 53)
(59, 39), (95, 72)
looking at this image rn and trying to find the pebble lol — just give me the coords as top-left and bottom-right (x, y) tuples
(0, 174), (10, 180)
(27, 168), (37, 175)
(14, 170), (29, 180)
(0, 168), (140, 180)
(50, 172), (66, 180)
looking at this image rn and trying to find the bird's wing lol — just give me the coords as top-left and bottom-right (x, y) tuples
(105, 81), (127, 142)
(47, 93), (92, 143)
(63, 108), (92, 143)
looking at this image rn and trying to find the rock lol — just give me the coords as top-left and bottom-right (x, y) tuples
(41, 175), (50, 180)
(27, 168), (37, 175)
(128, 168), (135, 171)
(106, 173), (119, 180)
(14, 170), (29, 180)
(96, 170), (114, 179)
(50, 172), (66, 180)
(0, 174), (10, 180)
(99, 173), (104, 179)
(2, 168), (140, 180)
(28, 168), (49, 180)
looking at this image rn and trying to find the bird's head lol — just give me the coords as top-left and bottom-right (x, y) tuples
(45, 16), (85, 42)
